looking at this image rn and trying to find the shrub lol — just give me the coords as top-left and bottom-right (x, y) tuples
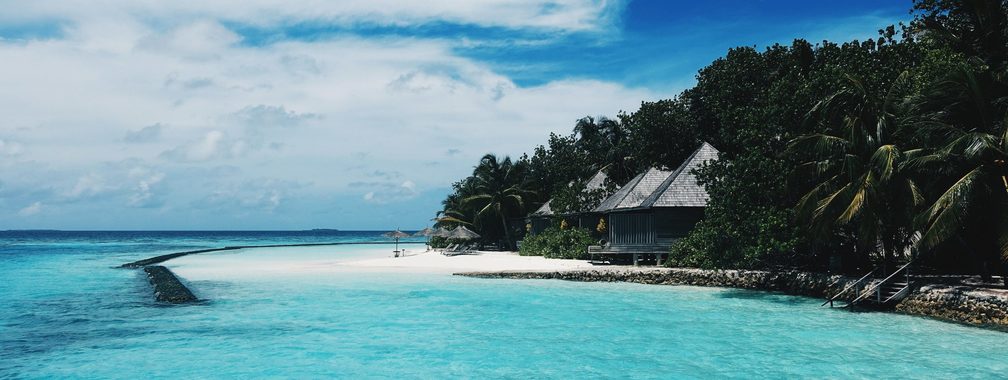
(519, 226), (595, 260)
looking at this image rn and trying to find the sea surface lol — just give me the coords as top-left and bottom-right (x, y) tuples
(1, 231), (1005, 379)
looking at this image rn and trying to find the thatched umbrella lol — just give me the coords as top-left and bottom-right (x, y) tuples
(414, 227), (435, 237)
(414, 227), (436, 248)
(433, 227), (452, 238)
(449, 226), (481, 240)
(383, 229), (411, 253)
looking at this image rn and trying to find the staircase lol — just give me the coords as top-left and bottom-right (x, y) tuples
(824, 260), (915, 310)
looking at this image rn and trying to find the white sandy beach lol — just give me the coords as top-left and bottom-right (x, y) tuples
(342, 249), (594, 273)
(166, 244), (593, 280)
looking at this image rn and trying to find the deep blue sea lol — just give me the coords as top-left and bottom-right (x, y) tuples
(1, 231), (1005, 379)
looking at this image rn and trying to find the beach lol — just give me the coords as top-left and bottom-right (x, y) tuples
(154, 243), (1008, 332)
(5, 232), (1008, 378)
(165, 244), (594, 280)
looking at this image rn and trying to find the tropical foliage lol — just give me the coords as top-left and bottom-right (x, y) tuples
(518, 227), (595, 260)
(438, 0), (1008, 281)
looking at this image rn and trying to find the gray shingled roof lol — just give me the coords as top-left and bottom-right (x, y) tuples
(592, 171), (644, 213)
(594, 142), (719, 212)
(642, 142), (719, 208)
(532, 169), (610, 216)
(592, 167), (675, 212)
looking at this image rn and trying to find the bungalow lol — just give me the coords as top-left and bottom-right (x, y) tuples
(590, 142), (719, 265)
(527, 168), (611, 236)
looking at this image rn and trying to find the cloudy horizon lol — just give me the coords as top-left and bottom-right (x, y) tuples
(0, 0), (909, 230)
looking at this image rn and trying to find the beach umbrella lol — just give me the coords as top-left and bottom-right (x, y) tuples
(414, 227), (436, 248)
(383, 229), (411, 252)
(413, 227), (435, 237)
(433, 227), (452, 238)
(449, 226), (481, 240)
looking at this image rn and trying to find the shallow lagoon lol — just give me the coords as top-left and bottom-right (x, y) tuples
(2, 232), (1005, 379)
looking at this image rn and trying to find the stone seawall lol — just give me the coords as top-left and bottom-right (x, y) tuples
(143, 266), (198, 304)
(457, 268), (858, 299)
(456, 268), (1008, 330)
(896, 285), (1008, 329)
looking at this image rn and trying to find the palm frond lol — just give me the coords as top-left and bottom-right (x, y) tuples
(837, 173), (873, 225)
(918, 166), (985, 252)
(907, 180), (925, 207)
(870, 144), (901, 182)
(787, 134), (850, 158)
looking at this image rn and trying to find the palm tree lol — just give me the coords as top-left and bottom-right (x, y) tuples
(789, 73), (924, 271)
(434, 193), (472, 228)
(909, 65), (1008, 266)
(463, 154), (533, 250)
(574, 116), (634, 186)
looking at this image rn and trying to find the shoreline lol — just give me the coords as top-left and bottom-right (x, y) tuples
(455, 267), (1008, 331)
(127, 244), (1008, 331)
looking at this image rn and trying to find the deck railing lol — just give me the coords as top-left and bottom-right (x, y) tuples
(848, 260), (914, 308)
(822, 269), (875, 307)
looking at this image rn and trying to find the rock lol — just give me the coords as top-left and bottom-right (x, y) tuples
(455, 268), (1008, 330)
(143, 266), (198, 304)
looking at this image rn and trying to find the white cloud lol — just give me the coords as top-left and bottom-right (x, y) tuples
(18, 201), (42, 216)
(4, 1), (625, 34)
(0, 139), (23, 156)
(65, 173), (112, 199)
(229, 105), (320, 129)
(0, 2), (653, 228)
(124, 123), (164, 143)
(128, 172), (166, 208)
(356, 179), (421, 204)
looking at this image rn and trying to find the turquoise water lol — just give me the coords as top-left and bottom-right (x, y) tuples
(1, 232), (1006, 379)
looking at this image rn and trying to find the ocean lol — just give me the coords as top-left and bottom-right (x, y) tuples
(1, 231), (1005, 379)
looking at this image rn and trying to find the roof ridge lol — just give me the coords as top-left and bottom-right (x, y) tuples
(640, 142), (707, 208)
(593, 170), (645, 212)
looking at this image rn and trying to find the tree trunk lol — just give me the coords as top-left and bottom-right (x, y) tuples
(500, 211), (514, 251)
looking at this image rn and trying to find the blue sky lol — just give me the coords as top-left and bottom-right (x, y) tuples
(0, 0), (910, 230)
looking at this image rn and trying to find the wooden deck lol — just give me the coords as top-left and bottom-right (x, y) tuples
(587, 244), (671, 266)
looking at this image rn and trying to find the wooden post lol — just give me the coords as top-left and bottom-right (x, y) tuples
(633, 253), (639, 266)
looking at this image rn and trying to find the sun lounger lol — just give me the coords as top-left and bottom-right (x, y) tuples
(441, 244), (460, 255)
(445, 243), (475, 256)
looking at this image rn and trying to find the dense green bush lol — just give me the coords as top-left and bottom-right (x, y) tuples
(519, 227), (595, 260)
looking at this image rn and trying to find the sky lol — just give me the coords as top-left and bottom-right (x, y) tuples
(0, 0), (911, 230)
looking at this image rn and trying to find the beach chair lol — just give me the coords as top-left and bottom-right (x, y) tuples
(441, 244), (459, 255)
(446, 243), (476, 256)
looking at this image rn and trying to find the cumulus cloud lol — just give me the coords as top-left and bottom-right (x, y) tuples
(193, 178), (304, 213)
(65, 173), (113, 200)
(0, 1), (653, 228)
(127, 171), (166, 208)
(160, 130), (248, 162)
(18, 201), (42, 216)
(356, 179), (420, 204)
(4, 1), (625, 34)
(229, 105), (320, 128)
(124, 123), (164, 143)
(0, 139), (23, 156)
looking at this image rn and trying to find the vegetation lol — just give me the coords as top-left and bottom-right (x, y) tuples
(438, 0), (1008, 281)
(518, 227), (595, 260)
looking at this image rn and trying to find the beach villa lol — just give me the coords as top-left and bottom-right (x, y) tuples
(527, 168), (611, 236)
(590, 142), (719, 264)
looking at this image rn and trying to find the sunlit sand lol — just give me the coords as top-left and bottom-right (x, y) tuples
(166, 244), (593, 280)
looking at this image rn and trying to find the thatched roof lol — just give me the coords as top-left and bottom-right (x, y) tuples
(532, 168), (610, 216)
(593, 142), (719, 212)
(449, 225), (481, 239)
